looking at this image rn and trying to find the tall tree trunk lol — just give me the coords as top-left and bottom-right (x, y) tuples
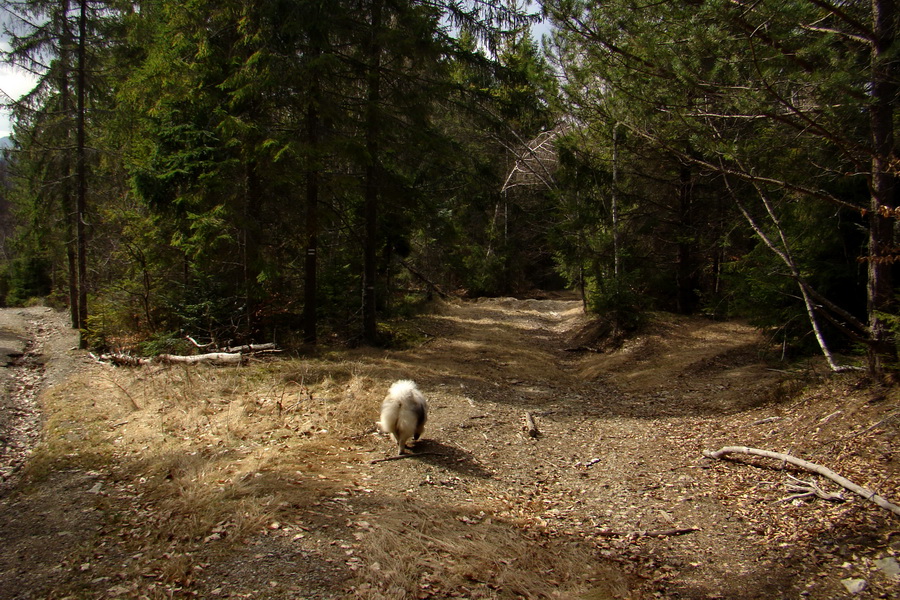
(362, 0), (383, 345)
(75, 0), (88, 343)
(242, 160), (262, 338)
(58, 0), (77, 329)
(867, 0), (899, 374)
(676, 162), (698, 314)
(303, 92), (319, 345)
(611, 123), (621, 279)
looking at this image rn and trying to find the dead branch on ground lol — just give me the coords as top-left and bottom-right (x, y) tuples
(595, 527), (699, 538)
(778, 474), (844, 503)
(703, 445), (900, 517)
(91, 352), (150, 367)
(523, 411), (539, 438)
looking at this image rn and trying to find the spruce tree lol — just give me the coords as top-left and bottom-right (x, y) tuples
(2, 0), (109, 333)
(544, 0), (897, 373)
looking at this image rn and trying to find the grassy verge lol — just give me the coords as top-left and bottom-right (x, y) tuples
(22, 359), (380, 597)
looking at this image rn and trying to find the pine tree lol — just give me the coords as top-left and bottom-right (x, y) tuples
(3, 0), (542, 348)
(545, 0), (897, 373)
(2, 0), (110, 335)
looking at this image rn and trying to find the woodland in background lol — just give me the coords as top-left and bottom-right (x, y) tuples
(0, 0), (897, 375)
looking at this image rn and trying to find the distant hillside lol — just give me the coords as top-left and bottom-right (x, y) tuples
(0, 137), (11, 149)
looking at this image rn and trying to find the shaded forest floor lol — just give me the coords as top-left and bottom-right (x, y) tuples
(0, 295), (899, 599)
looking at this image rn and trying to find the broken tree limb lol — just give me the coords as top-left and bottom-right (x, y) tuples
(185, 335), (215, 350)
(185, 337), (278, 354)
(778, 474), (844, 503)
(398, 258), (450, 300)
(703, 445), (900, 518)
(595, 527), (699, 538)
(223, 342), (278, 353)
(722, 174), (862, 373)
(523, 411), (539, 438)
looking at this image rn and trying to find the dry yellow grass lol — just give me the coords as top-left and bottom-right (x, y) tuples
(23, 353), (641, 599)
(22, 358), (385, 590)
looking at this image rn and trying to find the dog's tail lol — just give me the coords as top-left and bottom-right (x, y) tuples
(387, 379), (419, 401)
(379, 394), (401, 435)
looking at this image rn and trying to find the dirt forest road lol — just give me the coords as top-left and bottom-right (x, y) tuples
(352, 297), (825, 598)
(0, 307), (80, 491)
(0, 297), (898, 600)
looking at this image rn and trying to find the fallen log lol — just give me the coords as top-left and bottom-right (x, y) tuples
(96, 339), (281, 367)
(703, 445), (900, 518)
(93, 352), (151, 367)
(156, 352), (245, 365)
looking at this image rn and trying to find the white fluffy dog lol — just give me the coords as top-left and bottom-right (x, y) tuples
(379, 380), (428, 455)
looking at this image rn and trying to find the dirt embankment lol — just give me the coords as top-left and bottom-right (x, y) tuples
(0, 297), (898, 600)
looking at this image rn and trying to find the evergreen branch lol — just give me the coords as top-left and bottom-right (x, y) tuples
(799, 24), (871, 45)
(744, 35), (870, 174)
(802, 0), (875, 43)
(724, 3), (819, 73)
(625, 123), (863, 214)
(547, 5), (672, 81)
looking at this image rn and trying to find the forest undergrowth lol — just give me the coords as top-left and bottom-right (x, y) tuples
(0, 296), (898, 599)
